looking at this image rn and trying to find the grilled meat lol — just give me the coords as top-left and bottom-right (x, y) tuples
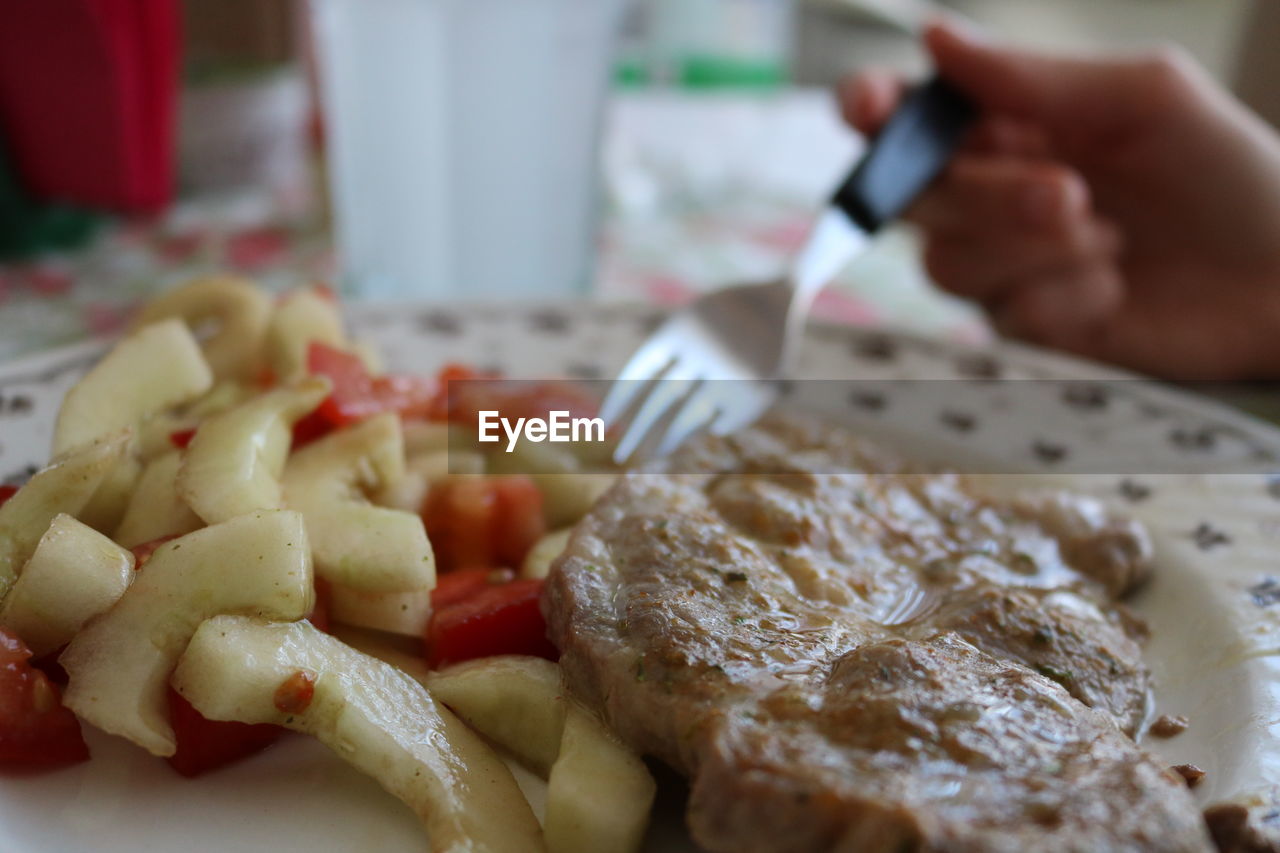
(544, 413), (1210, 852)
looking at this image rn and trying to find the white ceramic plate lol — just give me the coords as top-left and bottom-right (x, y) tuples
(2, 302), (1279, 852)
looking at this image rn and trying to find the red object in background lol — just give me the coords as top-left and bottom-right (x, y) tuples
(425, 579), (558, 669)
(0, 486), (16, 508)
(0, 628), (90, 771)
(0, 0), (181, 212)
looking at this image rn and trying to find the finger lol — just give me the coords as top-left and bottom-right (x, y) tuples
(923, 217), (1121, 302)
(923, 16), (1200, 135)
(1050, 295), (1263, 380)
(990, 262), (1125, 345)
(908, 156), (1091, 236)
(966, 116), (1052, 159)
(837, 70), (908, 135)
(839, 66), (1050, 157)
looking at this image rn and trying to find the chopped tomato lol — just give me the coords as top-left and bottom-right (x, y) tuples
(166, 687), (281, 778)
(130, 539), (283, 778)
(307, 343), (438, 427)
(0, 628), (89, 770)
(169, 428), (196, 449)
(424, 477), (498, 571)
(290, 410), (334, 450)
(427, 363), (496, 422)
(0, 485), (17, 507)
(492, 477), (546, 568)
(130, 535), (181, 570)
(425, 578), (557, 669)
(422, 475), (544, 572)
(430, 568), (515, 611)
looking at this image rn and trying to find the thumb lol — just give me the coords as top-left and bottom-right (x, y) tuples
(924, 18), (1189, 133)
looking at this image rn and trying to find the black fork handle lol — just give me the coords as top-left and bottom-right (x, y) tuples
(831, 76), (977, 234)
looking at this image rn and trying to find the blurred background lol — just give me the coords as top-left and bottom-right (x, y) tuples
(0, 0), (1275, 361)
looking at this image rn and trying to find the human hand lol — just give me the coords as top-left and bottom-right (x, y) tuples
(840, 20), (1280, 379)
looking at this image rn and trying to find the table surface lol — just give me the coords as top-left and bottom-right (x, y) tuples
(3, 87), (1273, 427)
(0, 89), (985, 364)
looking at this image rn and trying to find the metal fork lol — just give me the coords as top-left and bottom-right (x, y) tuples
(600, 76), (976, 463)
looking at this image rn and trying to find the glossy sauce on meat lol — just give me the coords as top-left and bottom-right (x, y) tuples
(544, 413), (1212, 852)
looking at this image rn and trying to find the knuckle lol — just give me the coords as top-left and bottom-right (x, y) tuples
(1137, 45), (1199, 97)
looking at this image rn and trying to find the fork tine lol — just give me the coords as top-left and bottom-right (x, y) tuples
(653, 381), (718, 458)
(706, 379), (776, 436)
(599, 339), (677, 428)
(612, 368), (699, 465)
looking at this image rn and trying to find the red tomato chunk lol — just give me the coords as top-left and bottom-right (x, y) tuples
(425, 578), (558, 669)
(422, 475), (545, 573)
(307, 343), (438, 428)
(0, 628), (88, 770)
(430, 568), (514, 611)
(166, 687), (281, 778)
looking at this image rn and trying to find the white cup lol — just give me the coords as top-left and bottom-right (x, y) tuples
(310, 0), (626, 299)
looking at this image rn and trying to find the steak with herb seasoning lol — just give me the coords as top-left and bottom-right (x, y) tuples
(543, 413), (1211, 852)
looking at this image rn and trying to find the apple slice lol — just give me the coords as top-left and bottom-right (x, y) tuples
(373, 450), (484, 514)
(179, 377), (331, 524)
(333, 621), (657, 853)
(60, 510), (313, 756)
(348, 339), (385, 375)
(534, 473), (616, 529)
(173, 616), (543, 853)
(265, 287), (347, 383)
(327, 583), (432, 637)
(114, 451), (203, 548)
(282, 413), (435, 594)
(131, 277), (271, 383)
(544, 706), (656, 853)
(520, 529), (572, 580)
(0, 514), (134, 656)
(135, 380), (253, 462)
(0, 432), (131, 598)
(427, 656), (567, 776)
(76, 453), (143, 534)
(427, 655), (655, 853)
(485, 442), (615, 528)
(402, 422), (453, 456)
(53, 319), (213, 456)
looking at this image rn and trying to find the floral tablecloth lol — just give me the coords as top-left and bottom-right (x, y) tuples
(0, 89), (983, 363)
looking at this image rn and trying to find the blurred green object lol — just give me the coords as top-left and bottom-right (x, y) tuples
(680, 55), (786, 88)
(0, 139), (101, 260)
(614, 59), (651, 87)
